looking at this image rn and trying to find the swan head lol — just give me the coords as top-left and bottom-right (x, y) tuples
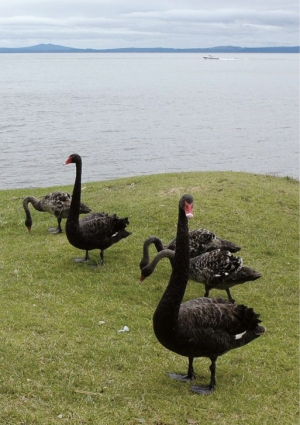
(24, 217), (32, 232)
(63, 153), (81, 166)
(25, 224), (31, 232)
(139, 265), (152, 283)
(180, 194), (194, 219)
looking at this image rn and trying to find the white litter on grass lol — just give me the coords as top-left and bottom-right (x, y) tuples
(118, 326), (130, 333)
(98, 321), (106, 325)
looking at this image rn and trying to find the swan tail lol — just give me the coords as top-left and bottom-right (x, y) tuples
(112, 216), (130, 231)
(234, 325), (265, 348)
(210, 237), (241, 253)
(111, 229), (132, 244)
(233, 267), (262, 282)
(232, 304), (265, 347)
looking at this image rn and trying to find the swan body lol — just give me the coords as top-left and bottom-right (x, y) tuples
(64, 153), (131, 265)
(139, 231), (241, 270)
(141, 248), (262, 302)
(152, 194), (265, 394)
(23, 192), (91, 233)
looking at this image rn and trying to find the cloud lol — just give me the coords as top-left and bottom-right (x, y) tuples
(0, 1), (298, 48)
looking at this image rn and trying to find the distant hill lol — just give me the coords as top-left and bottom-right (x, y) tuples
(0, 43), (298, 53)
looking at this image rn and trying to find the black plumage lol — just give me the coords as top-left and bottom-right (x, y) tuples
(63, 153), (131, 265)
(23, 192), (91, 233)
(139, 230), (241, 270)
(152, 194), (265, 394)
(141, 248), (262, 303)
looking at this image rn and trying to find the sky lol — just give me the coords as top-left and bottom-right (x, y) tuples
(0, 0), (299, 49)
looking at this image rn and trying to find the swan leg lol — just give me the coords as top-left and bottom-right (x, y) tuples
(99, 250), (104, 266)
(204, 286), (210, 297)
(226, 289), (235, 303)
(190, 358), (217, 395)
(168, 357), (196, 382)
(73, 251), (90, 263)
(57, 217), (63, 233)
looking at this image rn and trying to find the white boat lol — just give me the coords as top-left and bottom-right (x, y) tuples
(203, 55), (219, 60)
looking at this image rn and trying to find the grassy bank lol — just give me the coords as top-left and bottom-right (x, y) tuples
(0, 171), (299, 424)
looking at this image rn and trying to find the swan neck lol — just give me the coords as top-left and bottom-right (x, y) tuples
(167, 208), (190, 300)
(23, 196), (43, 212)
(143, 236), (164, 259)
(149, 249), (175, 271)
(69, 159), (82, 220)
(154, 206), (190, 330)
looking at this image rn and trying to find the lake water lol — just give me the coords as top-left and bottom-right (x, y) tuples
(0, 53), (299, 190)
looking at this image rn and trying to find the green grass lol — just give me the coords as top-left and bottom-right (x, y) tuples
(0, 171), (299, 425)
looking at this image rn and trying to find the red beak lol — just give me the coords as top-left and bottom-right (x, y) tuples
(63, 157), (72, 166)
(185, 201), (194, 219)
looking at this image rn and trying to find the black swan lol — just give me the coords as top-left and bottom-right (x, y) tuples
(152, 194), (265, 394)
(140, 248), (262, 303)
(23, 192), (91, 233)
(139, 230), (241, 270)
(63, 153), (131, 265)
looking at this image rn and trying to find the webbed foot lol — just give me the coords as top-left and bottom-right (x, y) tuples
(190, 384), (215, 395)
(167, 372), (195, 382)
(48, 227), (62, 234)
(90, 263), (102, 269)
(73, 258), (89, 263)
